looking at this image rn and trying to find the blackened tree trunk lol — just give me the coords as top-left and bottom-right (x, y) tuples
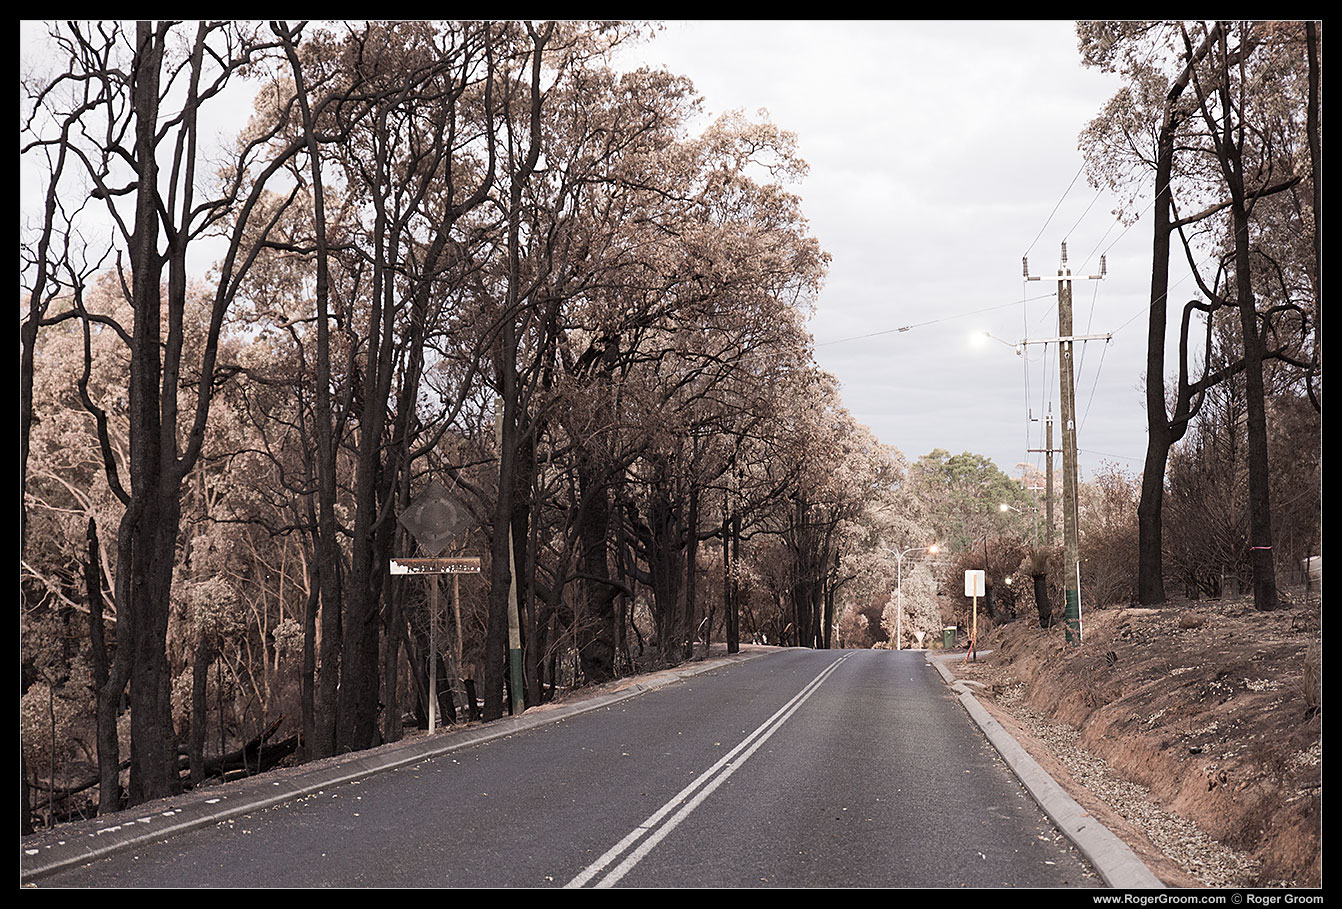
(188, 630), (215, 786)
(275, 21), (343, 760)
(727, 508), (742, 653)
(683, 485), (700, 660)
(1193, 23), (1279, 611)
(486, 23), (550, 720)
(84, 518), (121, 813)
(1229, 197), (1280, 612)
(117, 22), (179, 803)
(646, 471), (685, 656)
(1136, 116), (1181, 606)
(1033, 573), (1052, 628)
(1135, 25), (1222, 606)
(576, 459), (619, 681)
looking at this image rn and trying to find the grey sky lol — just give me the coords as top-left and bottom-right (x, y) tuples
(620, 20), (1192, 483)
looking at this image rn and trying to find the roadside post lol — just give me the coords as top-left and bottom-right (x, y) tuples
(397, 481), (475, 730)
(1023, 244), (1109, 645)
(964, 569), (985, 662)
(391, 557), (482, 728)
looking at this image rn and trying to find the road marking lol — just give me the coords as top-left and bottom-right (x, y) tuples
(565, 655), (849, 888)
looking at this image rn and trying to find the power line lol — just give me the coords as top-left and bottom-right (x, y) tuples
(1110, 242), (1223, 337)
(1019, 170), (1130, 484)
(1064, 191), (1106, 241)
(1077, 271), (1104, 376)
(1078, 446), (1142, 464)
(815, 294), (1053, 347)
(1023, 162), (1086, 259)
(1077, 335), (1112, 435)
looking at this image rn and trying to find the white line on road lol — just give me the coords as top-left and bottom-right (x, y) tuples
(565, 655), (850, 888)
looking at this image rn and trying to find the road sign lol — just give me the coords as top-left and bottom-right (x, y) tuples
(391, 552), (481, 733)
(964, 569), (985, 598)
(390, 557), (482, 575)
(398, 481), (469, 555)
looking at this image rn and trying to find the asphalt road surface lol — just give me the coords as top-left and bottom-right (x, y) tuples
(30, 649), (1100, 888)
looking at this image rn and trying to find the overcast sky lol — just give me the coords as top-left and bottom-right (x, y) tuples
(618, 20), (1188, 483)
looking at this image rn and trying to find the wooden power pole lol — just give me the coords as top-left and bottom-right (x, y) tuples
(1023, 243), (1110, 645)
(1028, 409), (1056, 545)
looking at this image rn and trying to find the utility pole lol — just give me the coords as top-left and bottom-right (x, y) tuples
(1022, 243), (1109, 645)
(1028, 410), (1056, 545)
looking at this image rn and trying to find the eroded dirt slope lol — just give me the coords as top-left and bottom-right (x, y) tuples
(954, 589), (1322, 888)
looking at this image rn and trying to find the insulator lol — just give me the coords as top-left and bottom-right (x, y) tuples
(1100, 254), (1107, 276)
(1060, 241), (1068, 264)
(1022, 256), (1029, 278)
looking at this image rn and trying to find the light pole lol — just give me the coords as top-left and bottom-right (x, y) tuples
(891, 544), (939, 650)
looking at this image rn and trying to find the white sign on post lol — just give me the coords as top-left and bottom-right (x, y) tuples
(390, 557), (482, 575)
(964, 569), (985, 598)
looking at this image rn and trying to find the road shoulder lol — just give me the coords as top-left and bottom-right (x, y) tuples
(926, 650), (1165, 889)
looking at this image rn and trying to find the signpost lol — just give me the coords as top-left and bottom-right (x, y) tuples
(398, 481), (469, 556)
(397, 482), (475, 731)
(964, 569), (985, 662)
(390, 558), (482, 575)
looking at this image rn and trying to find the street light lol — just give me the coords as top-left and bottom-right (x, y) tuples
(974, 330), (1022, 355)
(890, 544), (939, 650)
(1000, 501), (1040, 544)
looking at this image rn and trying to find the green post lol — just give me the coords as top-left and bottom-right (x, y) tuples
(506, 531), (524, 715)
(497, 396), (526, 715)
(1064, 587), (1082, 645)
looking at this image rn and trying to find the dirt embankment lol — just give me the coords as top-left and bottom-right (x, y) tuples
(953, 589), (1322, 889)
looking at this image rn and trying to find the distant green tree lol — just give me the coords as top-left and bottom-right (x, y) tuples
(909, 449), (1032, 554)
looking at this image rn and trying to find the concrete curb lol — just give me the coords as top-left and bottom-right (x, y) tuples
(20, 650), (764, 884)
(926, 651), (1165, 889)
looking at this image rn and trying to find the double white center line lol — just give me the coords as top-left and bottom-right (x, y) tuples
(565, 655), (849, 888)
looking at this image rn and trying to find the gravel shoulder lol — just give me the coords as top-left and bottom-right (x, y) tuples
(947, 589), (1322, 889)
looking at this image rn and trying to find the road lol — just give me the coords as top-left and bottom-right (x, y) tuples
(28, 649), (1101, 888)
